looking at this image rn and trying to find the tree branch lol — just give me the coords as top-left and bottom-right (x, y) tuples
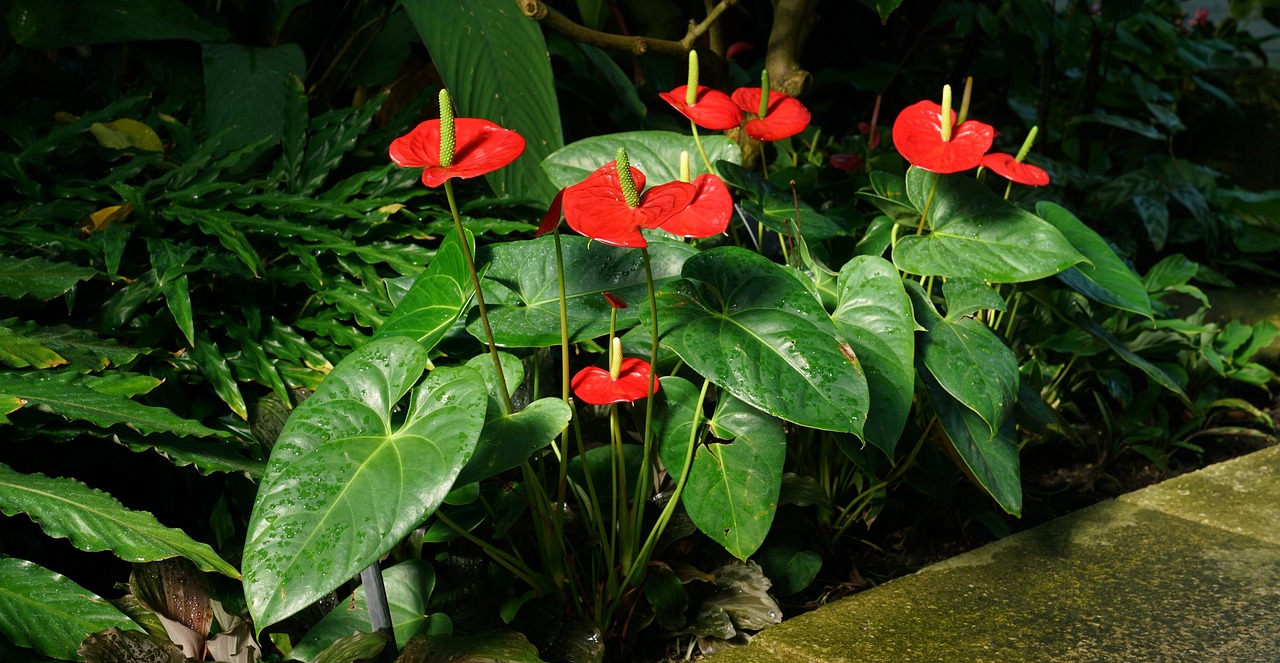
(766, 0), (818, 97)
(516, 0), (741, 57)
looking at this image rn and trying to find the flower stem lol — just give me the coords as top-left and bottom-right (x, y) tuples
(552, 227), (571, 540)
(445, 178), (512, 414)
(632, 246), (661, 538)
(691, 121), (715, 175)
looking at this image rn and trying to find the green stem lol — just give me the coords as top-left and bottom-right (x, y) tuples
(445, 179), (512, 414)
(553, 228), (571, 538)
(613, 377), (712, 613)
(633, 246), (661, 538)
(435, 510), (551, 594)
(691, 121), (715, 175)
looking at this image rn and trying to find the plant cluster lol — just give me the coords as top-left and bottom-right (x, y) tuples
(1, 1), (1278, 663)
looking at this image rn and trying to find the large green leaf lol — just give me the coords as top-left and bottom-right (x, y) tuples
(829, 256), (915, 454)
(0, 371), (221, 438)
(0, 463), (238, 578)
(923, 370), (1022, 515)
(0, 256), (97, 300)
(475, 234), (696, 347)
(289, 560), (442, 662)
(652, 247), (868, 435)
(375, 230), (474, 347)
(1036, 201), (1152, 317)
(242, 337), (487, 630)
(542, 131), (741, 189)
(0, 557), (141, 660)
(658, 380), (785, 560)
(202, 43), (306, 155)
(404, 0), (561, 202)
(7, 0), (228, 48)
(894, 168), (1084, 282)
(907, 282), (1017, 437)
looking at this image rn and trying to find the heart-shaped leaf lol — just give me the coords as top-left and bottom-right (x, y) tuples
(908, 282), (1017, 437)
(542, 131), (740, 189)
(289, 560), (442, 662)
(829, 256), (915, 454)
(475, 234), (696, 347)
(375, 229), (474, 348)
(922, 369), (1022, 515)
(657, 380), (784, 560)
(942, 277), (1006, 321)
(243, 337), (487, 630)
(652, 247), (868, 435)
(894, 168), (1084, 282)
(1036, 201), (1152, 317)
(718, 162), (850, 240)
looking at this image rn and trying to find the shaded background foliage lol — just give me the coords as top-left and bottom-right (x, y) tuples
(1, 0), (1278, 661)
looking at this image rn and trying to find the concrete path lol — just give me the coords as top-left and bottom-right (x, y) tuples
(708, 445), (1280, 662)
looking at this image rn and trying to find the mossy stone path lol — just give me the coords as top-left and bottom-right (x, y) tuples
(709, 445), (1280, 662)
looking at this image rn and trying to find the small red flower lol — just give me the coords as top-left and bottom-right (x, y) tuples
(731, 88), (810, 141)
(830, 153), (864, 173)
(659, 85), (743, 131)
(535, 188), (565, 237)
(572, 357), (658, 404)
(980, 153), (1050, 186)
(891, 100), (995, 174)
(857, 121), (881, 150)
(390, 118), (525, 188)
(562, 162), (696, 248)
(602, 292), (628, 309)
(659, 174), (732, 238)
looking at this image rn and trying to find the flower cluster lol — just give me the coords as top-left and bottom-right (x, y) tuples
(659, 53), (810, 142)
(891, 85), (1049, 186)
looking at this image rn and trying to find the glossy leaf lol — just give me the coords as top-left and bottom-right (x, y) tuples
(0, 256), (97, 300)
(1074, 315), (1189, 402)
(756, 534), (822, 596)
(0, 324), (67, 369)
(894, 168), (1084, 282)
(0, 557), (141, 660)
(289, 560), (439, 662)
(191, 335), (248, 421)
(375, 229), (474, 347)
(923, 369), (1022, 515)
(78, 627), (186, 663)
(0, 463), (238, 578)
(202, 43), (305, 156)
(474, 234), (696, 347)
(1037, 201), (1152, 317)
(858, 171), (920, 227)
(159, 275), (195, 347)
(542, 131), (740, 189)
(942, 278), (1006, 321)
(652, 247), (868, 435)
(454, 354), (571, 486)
(0, 371), (222, 437)
(661, 385), (785, 560)
(829, 256), (915, 454)
(405, 0), (561, 202)
(908, 282), (1017, 437)
(242, 337), (487, 629)
(7, 0), (229, 48)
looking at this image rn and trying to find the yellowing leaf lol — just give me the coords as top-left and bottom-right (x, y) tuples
(83, 203), (134, 235)
(378, 203), (407, 215)
(90, 119), (164, 152)
(54, 111), (79, 124)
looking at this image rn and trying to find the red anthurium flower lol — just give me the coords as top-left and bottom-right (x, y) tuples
(659, 174), (732, 238)
(830, 153), (864, 173)
(535, 188), (565, 237)
(980, 153), (1050, 186)
(389, 117), (525, 188)
(731, 88), (810, 141)
(660, 85), (743, 131)
(891, 100), (995, 174)
(602, 292), (628, 309)
(562, 161), (696, 248)
(572, 357), (658, 405)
